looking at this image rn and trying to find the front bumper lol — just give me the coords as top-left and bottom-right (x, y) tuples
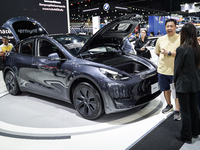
(102, 72), (161, 114)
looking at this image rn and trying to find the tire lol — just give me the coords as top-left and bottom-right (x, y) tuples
(73, 82), (104, 120)
(5, 70), (21, 95)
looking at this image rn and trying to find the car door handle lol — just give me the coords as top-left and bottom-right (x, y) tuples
(32, 62), (45, 66)
(32, 62), (39, 65)
(12, 58), (17, 61)
(32, 62), (46, 68)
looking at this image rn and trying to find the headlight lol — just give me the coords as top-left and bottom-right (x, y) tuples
(99, 68), (131, 81)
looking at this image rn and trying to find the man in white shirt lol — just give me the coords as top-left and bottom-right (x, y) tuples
(0, 37), (13, 56)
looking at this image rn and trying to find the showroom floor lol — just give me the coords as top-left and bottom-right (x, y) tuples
(0, 50), (200, 150)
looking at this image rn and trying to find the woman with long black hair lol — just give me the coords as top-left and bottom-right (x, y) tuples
(174, 23), (200, 143)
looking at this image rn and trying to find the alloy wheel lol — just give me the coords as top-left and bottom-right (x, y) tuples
(73, 82), (103, 119)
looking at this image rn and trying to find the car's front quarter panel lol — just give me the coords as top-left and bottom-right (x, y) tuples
(67, 58), (160, 114)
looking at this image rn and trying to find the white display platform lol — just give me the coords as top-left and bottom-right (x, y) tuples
(0, 92), (168, 150)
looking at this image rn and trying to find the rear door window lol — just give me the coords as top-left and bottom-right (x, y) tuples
(20, 39), (34, 56)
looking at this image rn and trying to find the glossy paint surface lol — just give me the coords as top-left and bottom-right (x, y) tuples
(2, 15), (161, 115)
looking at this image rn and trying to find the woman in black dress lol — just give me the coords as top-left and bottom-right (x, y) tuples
(174, 23), (200, 143)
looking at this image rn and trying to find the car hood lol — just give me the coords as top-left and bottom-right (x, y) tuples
(78, 14), (141, 54)
(2, 16), (48, 43)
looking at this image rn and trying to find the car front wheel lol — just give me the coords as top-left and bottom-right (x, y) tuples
(5, 70), (21, 95)
(73, 82), (103, 120)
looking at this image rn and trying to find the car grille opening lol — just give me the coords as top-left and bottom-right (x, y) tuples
(135, 90), (161, 106)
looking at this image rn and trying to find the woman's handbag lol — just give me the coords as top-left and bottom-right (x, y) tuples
(140, 41), (151, 59)
(141, 49), (151, 59)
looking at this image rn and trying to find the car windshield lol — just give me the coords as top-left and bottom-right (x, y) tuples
(52, 34), (91, 56)
(79, 46), (120, 57)
(52, 34), (121, 57)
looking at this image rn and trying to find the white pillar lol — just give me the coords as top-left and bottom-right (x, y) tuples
(66, 0), (70, 33)
(93, 16), (100, 35)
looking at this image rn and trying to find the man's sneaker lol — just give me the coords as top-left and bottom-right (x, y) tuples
(174, 111), (181, 121)
(162, 104), (173, 114)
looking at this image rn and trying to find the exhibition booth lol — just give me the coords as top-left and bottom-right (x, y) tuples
(0, 1), (200, 150)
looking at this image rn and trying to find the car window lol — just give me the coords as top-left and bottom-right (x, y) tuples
(20, 39), (34, 56)
(52, 35), (90, 56)
(81, 46), (118, 56)
(14, 44), (20, 53)
(38, 39), (65, 58)
(89, 47), (108, 52)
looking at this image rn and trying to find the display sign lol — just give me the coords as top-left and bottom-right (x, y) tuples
(181, 3), (200, 13)
(0, 0), (68, 45)
(93, 16), (100, 35)
(148, 16), (167, 36)
(0, 28), (15, 44)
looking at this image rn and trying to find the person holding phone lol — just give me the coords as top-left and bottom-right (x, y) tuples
(134, 29), (151, 59)
(155, 19), (181, 121)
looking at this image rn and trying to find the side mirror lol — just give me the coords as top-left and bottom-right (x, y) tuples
(47, 53), (60, 61)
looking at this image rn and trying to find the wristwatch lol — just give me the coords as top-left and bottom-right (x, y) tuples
(168, 51), (171, 56)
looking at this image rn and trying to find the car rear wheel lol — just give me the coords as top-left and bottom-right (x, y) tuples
(5, 70), (21, 95)
(73, 82), (103, 120)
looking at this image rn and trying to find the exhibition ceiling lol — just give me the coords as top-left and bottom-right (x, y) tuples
(69, 0), (200, 22)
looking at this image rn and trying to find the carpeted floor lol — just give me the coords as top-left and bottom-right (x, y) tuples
(130, 114), (184, 150)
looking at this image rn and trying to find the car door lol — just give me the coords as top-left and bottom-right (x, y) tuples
(32, 38), (69, 101)
(12, 39), (35, 91)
